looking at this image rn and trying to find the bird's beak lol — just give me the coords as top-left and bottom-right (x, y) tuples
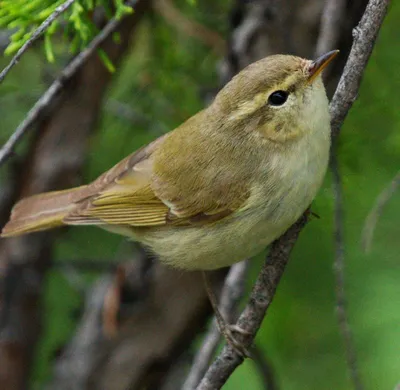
(307, 50), (339, 84)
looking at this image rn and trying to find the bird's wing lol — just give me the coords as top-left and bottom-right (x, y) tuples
(64, 133), (249, 227)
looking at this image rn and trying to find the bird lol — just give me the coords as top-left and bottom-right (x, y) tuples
(1, 50), (338, 354)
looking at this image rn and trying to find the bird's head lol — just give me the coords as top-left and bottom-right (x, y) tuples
(214, 50), (338, 143)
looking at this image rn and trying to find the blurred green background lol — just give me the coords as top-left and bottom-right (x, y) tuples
(0, 1), (399, 389)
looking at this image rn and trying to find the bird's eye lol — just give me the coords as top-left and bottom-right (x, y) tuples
(268, 90), (289, 106)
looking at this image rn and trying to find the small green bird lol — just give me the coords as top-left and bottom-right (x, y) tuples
(2, 50), (336, 270)
(2, 50), (337, 352)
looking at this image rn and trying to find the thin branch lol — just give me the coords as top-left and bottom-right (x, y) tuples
(331, 142), (364, 390)
(361, 169), (400, 252)
(0, 0), (76, 85)
(330, 0), (391, 138)
(0, 0), (138, 167)
(197, 215), (308, 390)
(182, 261), (249, 390)
(196, 0), (390, 388)
(315, 0), (346, 57)
(317, 1), (364, 389)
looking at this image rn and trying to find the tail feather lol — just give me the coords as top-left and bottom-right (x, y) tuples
(1, 186), (89, 237)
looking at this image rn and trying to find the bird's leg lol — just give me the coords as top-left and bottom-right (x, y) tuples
(201, 271), (251, 358)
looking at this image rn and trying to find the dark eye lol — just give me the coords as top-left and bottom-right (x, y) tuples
(268, 90), (288, 106)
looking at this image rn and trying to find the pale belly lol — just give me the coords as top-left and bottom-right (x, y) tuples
(129, 129), (330, 270)
(131, 170), (324, 270)
(137, 211), (293, 270)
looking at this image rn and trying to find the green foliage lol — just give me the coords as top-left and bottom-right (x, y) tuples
(0, 0), (133, 62)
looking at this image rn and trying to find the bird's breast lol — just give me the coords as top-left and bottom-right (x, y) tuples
(135, 126), (330, 270)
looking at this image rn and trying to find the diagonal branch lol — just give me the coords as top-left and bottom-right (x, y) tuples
(0, 0), (139, 167)
(330, 0), (391, 138)
(196, 1), (391, 388)
(197, 216), (308, 390)
(317, 1), (364, 389)
(0, 3), (149, 389)
(0, 0), (76, 85)
(182, 261), (249, 390)
(331, 141), (364, 390)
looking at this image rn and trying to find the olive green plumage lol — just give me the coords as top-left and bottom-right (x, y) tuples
(2, 51), (338, 270)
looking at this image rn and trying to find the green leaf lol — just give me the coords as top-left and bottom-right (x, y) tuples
(0, 0), (136, 67)
(44, 33), (55, 62)
(97, 49), (116, 73)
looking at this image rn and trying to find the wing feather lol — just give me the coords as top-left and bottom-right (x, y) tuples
(64, 131), (250, 227)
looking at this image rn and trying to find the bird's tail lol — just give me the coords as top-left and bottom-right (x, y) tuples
(1, 186), (88, 237)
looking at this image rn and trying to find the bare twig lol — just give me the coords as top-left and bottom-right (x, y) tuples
(0, 3), (148, 387)
(197, 1), (390, 388)
(362, 169), (400, 252)
(315, 0), (346, 57)
(182, 261), (249, 390)
(252, 345), (278, 390)
(330, 0), (391, 138)
(317, 1), (364, 389)
(197, 215), (308, 390)
(0, 0), (138, 167)
(0, 0), (76, 85)
(331, 142), (364, 390)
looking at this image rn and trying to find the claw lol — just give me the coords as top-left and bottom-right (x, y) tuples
(202, 271), (252, 358)
(217, 322), (252, 358)
(228, 324), (252, 336)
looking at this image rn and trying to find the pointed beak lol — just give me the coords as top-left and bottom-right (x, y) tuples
(307, 50), (339, 84)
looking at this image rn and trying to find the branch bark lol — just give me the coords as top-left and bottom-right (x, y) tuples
(331, 141), (364, 390)
(0, 3), (149, 389)
(47, 258), (227, 390)
(197, 216), (308, 390)
(330, 0), (390, 137)
(317, 1), (364, 388)
(197, 0), (390, 388)
(0, 0), (139, 166)
(182, 261), (249, 390)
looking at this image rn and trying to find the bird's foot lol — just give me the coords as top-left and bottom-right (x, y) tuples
(217, 321), (252, 358)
